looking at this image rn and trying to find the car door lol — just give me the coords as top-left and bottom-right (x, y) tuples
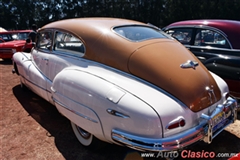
(46, 30), (86, 102)
(30, 30), (53, 101)
(47, 30), (99, 129)
(189, 28), (235, 62)
(164, 27), (237, 62)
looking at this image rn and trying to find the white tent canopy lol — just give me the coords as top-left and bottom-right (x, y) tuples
(0, 27), (7, 32)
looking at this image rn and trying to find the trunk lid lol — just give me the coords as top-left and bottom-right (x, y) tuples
(128, 40), (221, 112)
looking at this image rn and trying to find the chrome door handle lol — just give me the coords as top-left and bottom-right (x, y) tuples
(197, 56), (206, 61)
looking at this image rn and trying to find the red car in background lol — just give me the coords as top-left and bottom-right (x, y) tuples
(0, 30), (33, 60)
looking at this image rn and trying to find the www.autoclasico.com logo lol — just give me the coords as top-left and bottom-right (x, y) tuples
(140, 151), (179, 159)
(156, 151), (179, 158)
(141, 150), (238, 159)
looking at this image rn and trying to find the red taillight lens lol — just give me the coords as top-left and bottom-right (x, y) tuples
(167, 118), (185, 129)
(167, 122), (180, 129)
(179, 119), (186, 127)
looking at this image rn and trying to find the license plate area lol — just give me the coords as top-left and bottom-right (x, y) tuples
(212, 109), (231, 131)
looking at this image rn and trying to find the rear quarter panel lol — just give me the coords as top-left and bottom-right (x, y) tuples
(51, 66), (164, 142)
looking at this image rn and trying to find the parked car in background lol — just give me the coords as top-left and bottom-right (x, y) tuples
(0, 31), (14, 42)
(162, 20), (240, 100)
(0, 30), (33, 59)
(12, 18), (238, 152)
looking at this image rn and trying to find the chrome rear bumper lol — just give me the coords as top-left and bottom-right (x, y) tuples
(111, 97), (238, 152)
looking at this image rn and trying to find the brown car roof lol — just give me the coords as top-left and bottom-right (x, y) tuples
(41, 17), (166, 72)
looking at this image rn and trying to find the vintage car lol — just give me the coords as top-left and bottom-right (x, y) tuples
(12, 18), (238, 152)
(0, 30), (33, 59)
(162, 20), (240, 100)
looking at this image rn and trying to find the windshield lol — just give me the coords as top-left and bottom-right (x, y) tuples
(114, 25), (167, 42)
(12, 32), (29, 40)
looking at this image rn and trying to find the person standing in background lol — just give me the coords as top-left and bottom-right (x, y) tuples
(28, 24), (37, 42)
(23, 24), (37, 52)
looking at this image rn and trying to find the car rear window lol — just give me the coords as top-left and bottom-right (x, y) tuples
(114, 26), (167, 42)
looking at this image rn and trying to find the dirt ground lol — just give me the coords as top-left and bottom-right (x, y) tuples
(0, 59), (240, 160)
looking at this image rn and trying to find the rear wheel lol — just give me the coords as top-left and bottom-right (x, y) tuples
(70, 121), (105, 149)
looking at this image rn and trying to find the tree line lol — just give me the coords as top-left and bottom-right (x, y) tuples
(1, 0), (240, 30)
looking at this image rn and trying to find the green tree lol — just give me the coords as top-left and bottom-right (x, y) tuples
(163, 0), (240, 26)
(1, 0), (239, 30)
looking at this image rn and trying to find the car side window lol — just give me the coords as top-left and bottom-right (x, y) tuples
(165, 28), (192, 45)
(194, 29), (230, 49)
(53, 31), (85, 57)
(36, 31), (53, 51)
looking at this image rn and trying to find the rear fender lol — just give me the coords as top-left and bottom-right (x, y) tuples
(51, 68), (118, 141)
(51, 68), (162, 142)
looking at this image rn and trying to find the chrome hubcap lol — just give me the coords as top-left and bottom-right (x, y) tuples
(77, 127), (91, 139)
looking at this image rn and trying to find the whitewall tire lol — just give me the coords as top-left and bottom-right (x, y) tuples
(70, 121), (105, 149)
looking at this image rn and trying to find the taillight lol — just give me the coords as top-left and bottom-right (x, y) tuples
(179, 119), (186, 127)
(167, 118), (186, 130)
